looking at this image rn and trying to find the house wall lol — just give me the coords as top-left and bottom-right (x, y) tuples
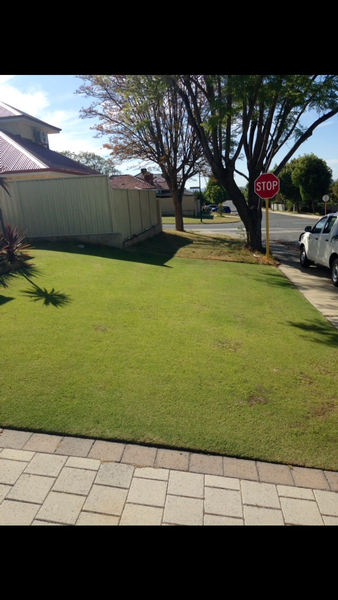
(0, 174), (162, 248)
(160, 195), (200, 216)
(1, 121), (35, 141)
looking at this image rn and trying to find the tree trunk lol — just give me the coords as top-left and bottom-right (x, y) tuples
(212, 166), (264, 253)
(172, 189), (184, 232)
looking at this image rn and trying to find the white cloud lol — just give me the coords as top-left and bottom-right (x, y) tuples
(0, 80), (49, 115)
(0, 76), (16, 84)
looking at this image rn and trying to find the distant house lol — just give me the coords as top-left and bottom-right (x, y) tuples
(135, 169), (198, 216)
(110, 168), (199, 216)
(109, 174), (154, 190)
(0, 101), (99, 180)
(136, 169), (172, 197)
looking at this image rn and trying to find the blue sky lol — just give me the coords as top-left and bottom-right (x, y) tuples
(1, 74), (338, 189)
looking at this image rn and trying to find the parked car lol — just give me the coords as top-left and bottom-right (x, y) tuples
(205, 204), (218, 212)
(299, 213), (338, 286)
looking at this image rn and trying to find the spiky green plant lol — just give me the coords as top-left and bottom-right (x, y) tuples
(0, 225), (35, 287)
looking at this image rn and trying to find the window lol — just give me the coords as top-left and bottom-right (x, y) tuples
(323, 216), (337, 234)
(312, 217), (327, 234)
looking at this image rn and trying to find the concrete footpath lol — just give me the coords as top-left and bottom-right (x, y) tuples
(1, 238), (338, 526)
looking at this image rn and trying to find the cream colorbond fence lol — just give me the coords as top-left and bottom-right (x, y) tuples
(0, 175), (161, 247)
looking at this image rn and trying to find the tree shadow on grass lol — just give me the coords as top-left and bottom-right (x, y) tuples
(0, 294), (14, 306)
(30, 232), (251, 267)
(21, 275), (71, 308)
(286, 319), (338, 347)
(22, 283), (71, 307)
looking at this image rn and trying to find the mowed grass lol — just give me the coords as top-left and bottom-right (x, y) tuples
(1, 231), (338, 470)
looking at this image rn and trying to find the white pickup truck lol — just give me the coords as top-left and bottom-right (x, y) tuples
(299, 212), (338, 286)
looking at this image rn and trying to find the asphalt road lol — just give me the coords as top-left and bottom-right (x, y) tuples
(165, 211), (319, 244)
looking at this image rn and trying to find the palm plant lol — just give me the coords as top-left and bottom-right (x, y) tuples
(0, 225), (35, 288)
(0, 224), (34, 266)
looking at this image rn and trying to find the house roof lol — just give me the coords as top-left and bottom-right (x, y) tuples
(136, 171), (169, 190)
(0, 130), (99, 176)
(0, 101), (61, 134)
(109, 174), (155, 190)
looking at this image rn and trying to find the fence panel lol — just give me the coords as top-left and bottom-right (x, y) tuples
(0, 175), (161, 245)
(0, 176), (113, 237)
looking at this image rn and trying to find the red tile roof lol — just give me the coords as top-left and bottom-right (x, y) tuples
(109, 174), (155, 189)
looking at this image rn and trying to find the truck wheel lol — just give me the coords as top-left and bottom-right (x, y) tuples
(300, 246), (311, 268)
(331, 258), (338, 286)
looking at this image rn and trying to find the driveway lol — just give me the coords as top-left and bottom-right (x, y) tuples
(271, 242), (338, 329)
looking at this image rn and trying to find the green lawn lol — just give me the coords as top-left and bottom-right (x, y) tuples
(1, 231), (338, 471)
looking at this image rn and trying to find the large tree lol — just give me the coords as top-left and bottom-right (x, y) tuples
(76, 75), (206, 231)
(60, 150), (120, 177)
(166, 75), (338, 251)
(279, 159), (303, 212)
(291, 153), (332, 213)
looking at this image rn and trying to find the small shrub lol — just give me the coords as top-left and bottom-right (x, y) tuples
(0, 225), (34, 285)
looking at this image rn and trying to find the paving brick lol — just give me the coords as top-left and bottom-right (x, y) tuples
(83, 484), (127, 516)
(204, 487), (242, 518)
(322, 515), (338, 525)
(0, 448), (35, 462)
(121, 444), (157, 467)
(277, 485), (314, 500)
(24, 453), (67, 477)
(88, 440), (125, 462)
(8, 473), (54, 504)
(76, 512), (119, 525)
(163, 495), (204, 525)
(167, 470), (204, 498)
(223, 457), (259, 481)
(241, 480), (280, 509)
(127, 477), (167, 507)
(0, 429), (32, 449)
(0, 483), (10, 502)
(32, 520), (62, 525)
(55, 436), (94, 457)
(257, 461), (294, 486)
(36, 491), (86, 525)
(53, 467), (96, 495)
(323, 470), (338, 492)
(155, 449), (190, 471)
(0, 499), (40, 525)
(244, 505), (284, 525)
(95, 462), (134, 488)
(23, 433), (63, 454)
(0, 459), (28, 485)
(205, 475), (240, 490)
(290, 466), (330, 490)
(120, 503), (163, 525)
(279, 497), (324, 525)
(66, 456), (100, 471)
(314, 490), (338, 517)
(189, 453), (223, 475)
(134, 467), (169, 481)
(204, 514), (244, 525)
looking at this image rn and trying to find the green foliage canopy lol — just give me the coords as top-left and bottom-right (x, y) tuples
(60, 151), (119, 177)
(204, 177), (230, 204)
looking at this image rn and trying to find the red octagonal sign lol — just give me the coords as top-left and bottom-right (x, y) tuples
(254, 173), (280, 199)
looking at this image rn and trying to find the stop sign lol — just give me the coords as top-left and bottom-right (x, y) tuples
(254, 173), (280, 199)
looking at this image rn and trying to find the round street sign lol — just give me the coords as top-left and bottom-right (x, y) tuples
(322, 195), (330, 202)
(254, 173), (280, 199)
